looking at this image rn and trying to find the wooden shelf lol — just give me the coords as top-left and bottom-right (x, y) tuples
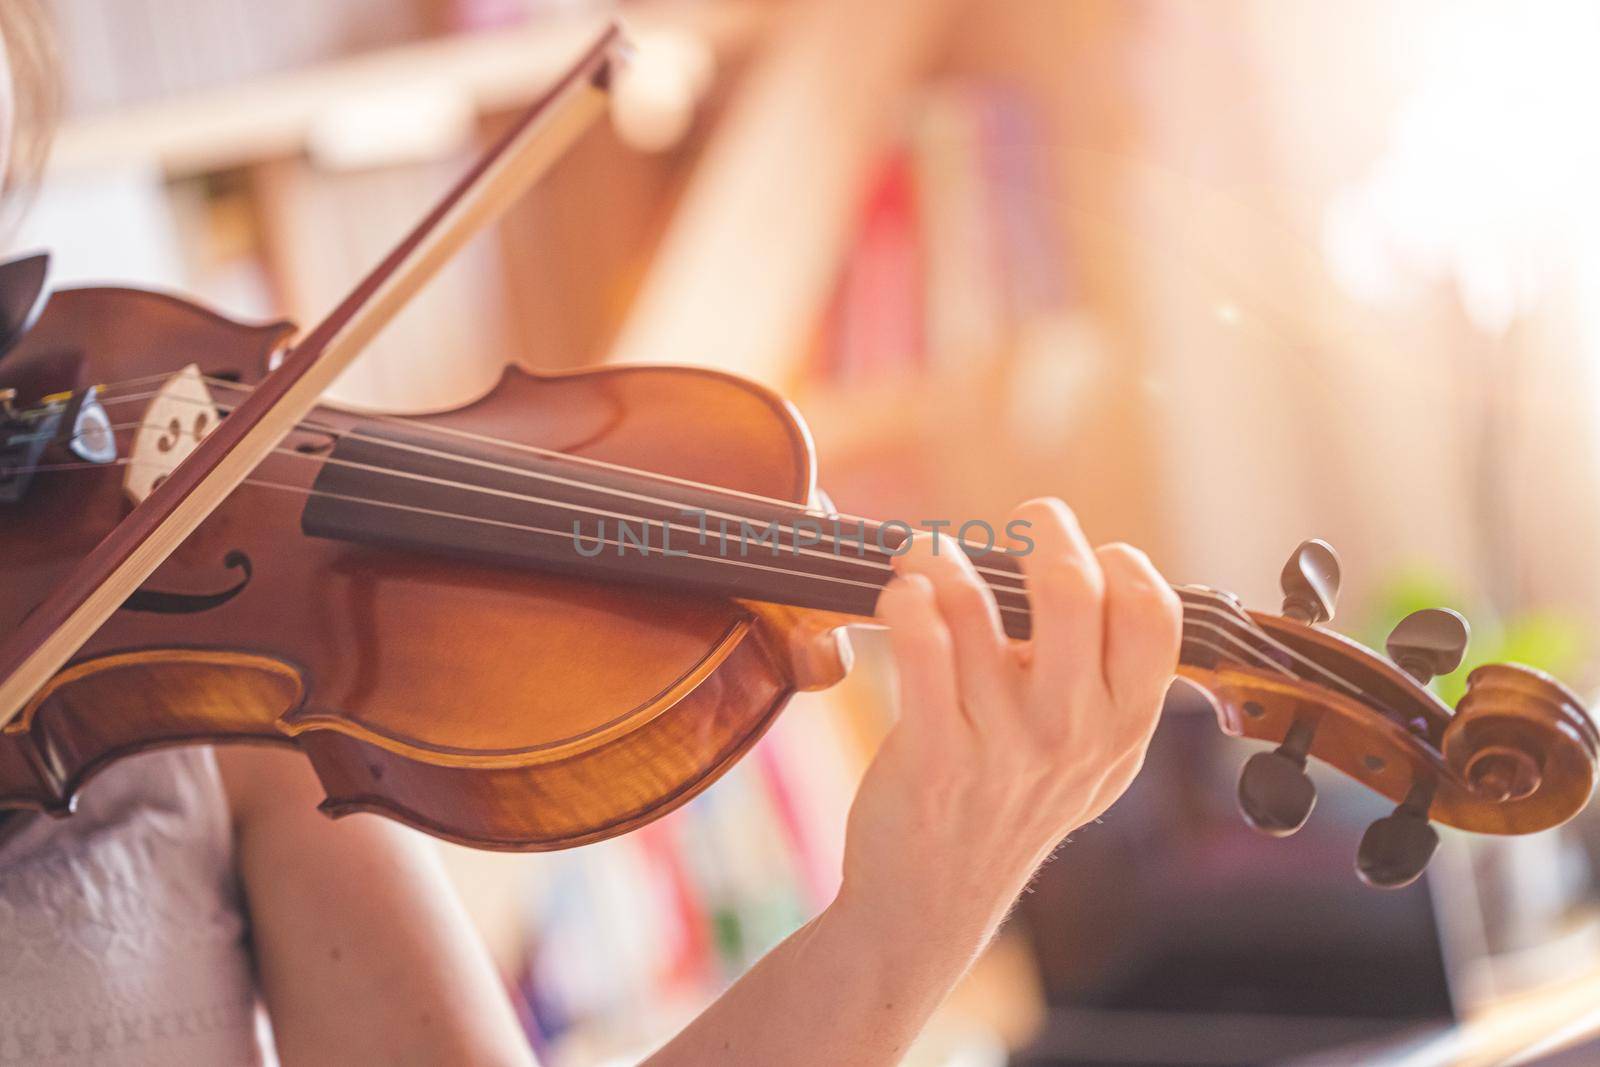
(48, 0), (769, 178)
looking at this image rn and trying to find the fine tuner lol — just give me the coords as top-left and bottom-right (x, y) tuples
(1229, 540), (1596, 888)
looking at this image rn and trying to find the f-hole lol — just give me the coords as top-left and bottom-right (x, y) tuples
(122, 550), (253, 615)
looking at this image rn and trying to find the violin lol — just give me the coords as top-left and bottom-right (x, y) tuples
(0, 25), (1594, 891)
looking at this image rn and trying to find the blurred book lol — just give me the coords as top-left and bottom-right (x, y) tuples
(515, 707), (859, 1060)
(808, 80), (1073, 391)
(822, 147), (923, 384)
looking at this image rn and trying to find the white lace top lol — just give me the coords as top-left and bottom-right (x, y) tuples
(0, 747), (263, 1065)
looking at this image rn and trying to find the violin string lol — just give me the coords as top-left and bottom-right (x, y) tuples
(7, 450), (1297, 679)
(61, 391), (1036, 588)
(249, 467), (1290, 676)
(32, 416), (1030, 587)
(1184, 621), (1300, 680)
(69, 378), (1417, 697)
(36, 381), (1370, 698)
(40, 438), (1288, 666)
(4, 449), (1045, 615)
(281, 428), (1406, 706)
(83, 379), (1399, 705)
(22, 422), (1362, 700)
(1177, 627), (1313, 682)
(69, 372), (191, 398)
(235, 464), (1298, 680)
(44, 413), (1388, 703)
(111, 410), (1417, 706)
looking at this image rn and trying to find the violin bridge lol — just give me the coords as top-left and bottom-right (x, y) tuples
(125, 364), (219, 505)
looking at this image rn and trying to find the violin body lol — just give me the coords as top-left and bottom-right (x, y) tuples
(1, 284), (847, 849)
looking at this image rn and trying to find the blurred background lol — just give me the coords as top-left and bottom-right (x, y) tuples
(21, 0), (1600, 1063)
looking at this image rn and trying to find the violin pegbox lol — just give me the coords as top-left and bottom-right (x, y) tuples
(124, 364), (219, 505)
(1346, 608), (1470, 888)
(1186, 539), (1600, 889)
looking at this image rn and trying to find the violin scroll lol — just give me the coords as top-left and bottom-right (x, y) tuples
(1189, 539), (1600, 888)
(1444, 663), (1597, 809)
(1353, 663), (1598, 888)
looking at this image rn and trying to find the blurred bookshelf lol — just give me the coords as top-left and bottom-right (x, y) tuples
(792, 71), (1109, 531)
(19, 3), (1600, 1066)
(46, 4), (1599, 1066)
(25, 1), (1158, 1063)
(589, 1), (1153, 1061)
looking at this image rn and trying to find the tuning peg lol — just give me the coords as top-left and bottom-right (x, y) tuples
(1280, 539), (1341, 623)
(1238, 716), (1318, 836)
(1386, 608), (1470, 685)
(1356, 779), (1439, 889)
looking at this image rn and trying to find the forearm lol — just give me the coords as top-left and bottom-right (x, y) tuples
(647, 509), (1178, 1066)
(644, 889), (998, 1067)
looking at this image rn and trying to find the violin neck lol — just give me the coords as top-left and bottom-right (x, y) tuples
(297, 421), (1241, 662)
(299, 421), (1037, 638)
